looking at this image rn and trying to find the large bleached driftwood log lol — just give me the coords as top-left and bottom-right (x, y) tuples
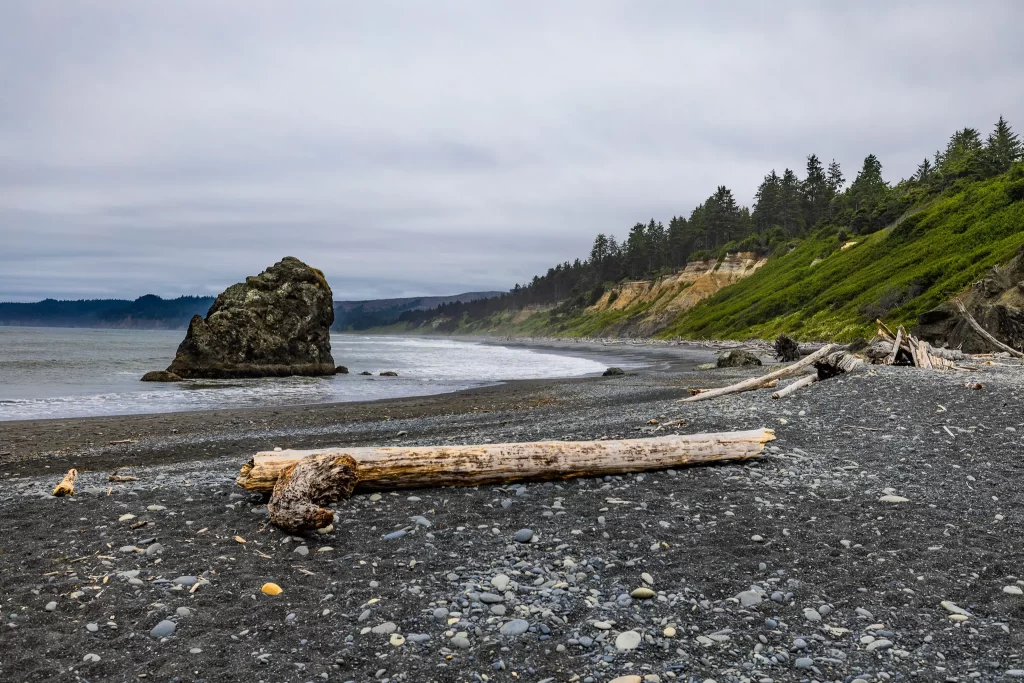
(239, 431), (777, 532)
(678, 344), (836, 403)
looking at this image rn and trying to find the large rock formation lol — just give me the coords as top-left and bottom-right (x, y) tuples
(915, 247), (1024, 353)
(161, 257), (336, 379)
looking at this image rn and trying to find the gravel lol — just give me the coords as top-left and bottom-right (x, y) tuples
(2, 344), (1023, 680)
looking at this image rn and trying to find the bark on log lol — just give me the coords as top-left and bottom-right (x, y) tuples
(771, 373), (819, 399)
(952, 299), (1024, 358)
(238, 430), (777, 498)
(678, 344), (836, 403)
(269, 455), (359, 533)
(52, 468), (77, 497)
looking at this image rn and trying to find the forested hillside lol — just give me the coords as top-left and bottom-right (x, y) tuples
(0, 295), (215, 329)
(398, 117), (1024, 340)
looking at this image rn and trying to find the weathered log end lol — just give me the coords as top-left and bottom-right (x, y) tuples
(52, 468), (78, 497)
(268, 454), (359, 534)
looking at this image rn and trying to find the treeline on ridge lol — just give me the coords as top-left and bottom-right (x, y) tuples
(400, 117), (1024, 331)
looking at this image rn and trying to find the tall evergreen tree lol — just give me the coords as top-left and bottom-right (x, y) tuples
(802, 154), (829, 228)
(779, 168), (805, 236)
(984, 116), (1022, 175)
(826, 160), (845, 194)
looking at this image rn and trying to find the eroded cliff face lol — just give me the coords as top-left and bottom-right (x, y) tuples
(585, 252), (767, 336)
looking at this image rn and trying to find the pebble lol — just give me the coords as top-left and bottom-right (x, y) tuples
(45, 601), (57, 612)
(878, 494), (910, 503)
(491, 574), (510, 591)
(389, 633), (405, 646)
(83, 653), (101, 663)
(479, 592), (504, 603)
(514, 528), (534, 543)
(663, 626), (676, 637)
(737, 590), (762, 607)
(432, 607), (449, 620)
(866, 638), (893, 651)
(451, 635), (471, 649)
(150, 619), (176, 639)
(172, 576), (199, 587)
(261, 583), (282, 596)
(630, 587), (655, 599)
(293, 545), (309, 556)
(383, 530), (407, 540)
(803, 607), (822, 622)
(118, 513), (136, 521)
(1003, 585), (1023, 595)
(147, 504), (166, 511)
(795, 657), (813, 669)
(615, 630), (642, 651)
(189, 647), (202, 654)
(408, 633), (431, 643)
(371, 621), (397, 634)
(751, 534), (764, 542)
(941, 600), (970, 615)
(145, 543), (163, 556)
(86, 623), (98, 632)
(641, 572), (654, 585)
(593, 621), (612, 630)
(1005, 671), (1024, 678)
(609, 677), (642, 683)
(500, 619), (530, 636)
(176, 607), (191, 617)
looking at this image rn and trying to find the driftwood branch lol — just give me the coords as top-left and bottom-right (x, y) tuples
(52, 469), (77, 497)
(771, 373), (818, 399)
(239, 431), (778, 532)
(678, 344), (836, 403)
(953, 299), (1024, 358)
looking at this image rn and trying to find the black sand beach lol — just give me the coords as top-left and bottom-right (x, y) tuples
(2, 343), (1023, 682)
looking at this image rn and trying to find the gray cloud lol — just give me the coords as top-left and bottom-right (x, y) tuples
(2, 1), (1023, 301)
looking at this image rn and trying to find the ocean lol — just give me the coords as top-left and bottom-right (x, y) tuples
(0, 328), (614, 421)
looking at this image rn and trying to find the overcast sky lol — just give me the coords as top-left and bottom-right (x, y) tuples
(2, 2), (1023, 302)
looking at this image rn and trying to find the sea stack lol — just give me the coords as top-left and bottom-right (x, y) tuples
(156, 257), (336, 379)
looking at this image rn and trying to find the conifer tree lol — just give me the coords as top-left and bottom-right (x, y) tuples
(984, 116), (1022, 175)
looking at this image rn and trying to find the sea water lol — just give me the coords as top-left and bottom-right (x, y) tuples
(0, 328), (612, 420)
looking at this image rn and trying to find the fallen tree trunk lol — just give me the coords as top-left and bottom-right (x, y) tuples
(953, 299), (1024, 358)
(239, 429), (776, 494)
(815, 350), (866, 379)
(771, 373), (818, 399)
(678, 344), (836, 403)
(52, 469), (77, 497)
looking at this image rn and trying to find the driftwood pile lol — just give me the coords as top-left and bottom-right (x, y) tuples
(867, 319), (970, 370)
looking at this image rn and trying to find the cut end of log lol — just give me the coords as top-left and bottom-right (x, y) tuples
(52, 468), (78, 497)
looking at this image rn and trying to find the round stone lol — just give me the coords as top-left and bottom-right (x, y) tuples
(451, 635), (471, 649)
(593, 621), (612, 630)
(514, 528), (534, 543)
(663, 626), (677, 637)
(500, 619), (530, 636)
(86, 623), (99, 632)
(383, 530), (407, 540)
(737, 590), (763, 607)
(389, 633), (405, 646)
(371, 621), (397, 634)
(1003, 585), (1023, 595)
(83, 653), (101, 663)
(491, 574), (510, 591)
(261, 583), (282, 596)
(615, 630), (642, 651)
(751, 534), (764, 542)
(150, 619), (176, 639)
(176, 607), (191, 617)
(44, 601), (57, 612)
(795, 657), (813, 669)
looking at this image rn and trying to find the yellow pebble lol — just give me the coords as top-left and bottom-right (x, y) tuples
(261, 583), (282, 596)
(663, 626), (677, 637)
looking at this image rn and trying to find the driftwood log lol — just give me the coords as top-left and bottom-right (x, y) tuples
(52, 469), (77, 497)
(953, 299), (1024, 358)
(814, 351), (866, 379)
(771, 373), (818, 399)
(678, 344), (836, 403)
(773, 334), (801, 362)
(238, 430), (777, 532)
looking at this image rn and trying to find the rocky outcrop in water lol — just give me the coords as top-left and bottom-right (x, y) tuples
(154, 257), (336, 379)
(915, 247), (1024, 353)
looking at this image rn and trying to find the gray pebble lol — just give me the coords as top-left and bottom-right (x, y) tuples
(176, 607), (191, 617)
(145, 543), (163, 556)
(293, 545), (309, 556)
(86, 623), (99, 632)
(383, 530), (407, 540)
(44, 601), (57, 612)
(451, 635), (471, 648)
(150, 619), (176, 639)
(172, 576), (199, 587)
(513, 528), (534, 543)
(795, 657), (814, 669)
(499, 619), (530, 636)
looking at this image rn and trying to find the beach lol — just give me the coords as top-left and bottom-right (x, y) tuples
(2, 341), (1023, 681)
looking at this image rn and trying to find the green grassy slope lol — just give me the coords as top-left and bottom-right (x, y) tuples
(657, 171), (1024, 341)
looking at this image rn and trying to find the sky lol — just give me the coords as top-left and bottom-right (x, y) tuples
(2, 2), (1023, 302)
